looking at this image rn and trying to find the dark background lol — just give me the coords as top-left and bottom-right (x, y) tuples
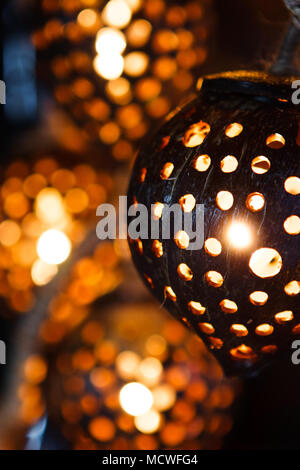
(0, 0), (299, 450)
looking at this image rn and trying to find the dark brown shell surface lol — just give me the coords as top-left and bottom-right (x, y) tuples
(127, 71), (300, 377)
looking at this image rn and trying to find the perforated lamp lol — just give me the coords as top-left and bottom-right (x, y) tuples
(128, 69), (300, 376)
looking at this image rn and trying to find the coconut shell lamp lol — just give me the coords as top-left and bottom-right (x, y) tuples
(128, 1), (300, 377)
(45, 301), (237, 450)
(33, 0), (213, 161)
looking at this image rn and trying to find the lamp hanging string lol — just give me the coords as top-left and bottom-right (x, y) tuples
(271, 0), (300, 75)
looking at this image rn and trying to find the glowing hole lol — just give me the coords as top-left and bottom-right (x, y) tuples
(174, 230), (189, 249)
(284, 280), (300, 296)
(139, 168), (147, 183)
(135, 238), (143, 255)
(102, 0), (132, 29)
(225, 123), (243, 138)
(246, 192), (265, 212)
(31, 259), (58, 286)
(284, 176), (300, 195)
(274, 310), (293, 324)
(124, 51), (149, 77)
(193, 154), (211, 172)
(219, 299), (238, 314)
(227, 222), (251, 248)
(220, 155), (238, 173)
(249, 291), (268, 306)
(283, 215), (300, 235)
(255, 324), (274, 336)
(230, 344), (257, 361)
(95, 27), (126, 54)
(37, 229), (71, 265)
(134, 409), (161, 434)
(204, 238), (222, 257)
(119, 382), (153, 417)
(249, 248), (282, 278)
(216, 191), (234, 211)
(177, 263), (193, 281)
(188, 301), (206, 315)
(230, 324), (248, 337)
(209, 337), (223, 349)
(160, 162), (174, 180)
(152, 384), (176, 411)
(292, 324), (300, 334)
(152, 240), (163, 258)
(152, 202), (164, 220)
(93, 53), (124, 80)
(251, 156), (271, 174)
(198, 322), (215, 335)
(261, 345), (278, 354)
(164, 286), (176, 302)
(205, 271), (223, 288)
(182, 121), (210, 148)
(179, 194), (195, 212)
(266, 133), (285, 149)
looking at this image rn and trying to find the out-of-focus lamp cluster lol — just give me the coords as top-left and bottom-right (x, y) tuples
(45, 304), (238, 450)
(33, 0), (212, 160)
(0, 157), (117, 315)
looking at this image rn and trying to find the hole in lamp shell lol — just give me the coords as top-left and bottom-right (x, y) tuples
(152, 202), (164, 220)
(284, 176), (300, 195)
(255, 324), (274, 336)
(274, 310), (294, 324)
(219, 299), (238, 314)
(182, 121), (210, 148)
(245, 192), (265, 212)
(261, 345), (278, 354)
(284, 280), (300, 296)
(249, 291), (268, 306)
(216, 191), (234, 211)
(177, 263), (193, 281)
(251, 156), (271, 174)
(160, 136), (170, 149)
(292, 324), (300, 334)
(220, 155), (239, 173)
(160, 162), (174, 180)
(198, 322), (215, 335)
(266, 133), (285, 149)
(134, 238), (143, 255)
(205, 271), (224, 288)
(179, 194), (196, 212)
(249, 248), (282, 278)
(230, 324), (248, 337)
(144, 274), (154, 289)
(187, 301), (206, 315)
(174, 230), (189, 249)
(139, 168), (147, 183)
(209, 337), (223, 349)
(230, 344), (257, 361)
(204, 238), (222, 257)
(164, 286), (176, 302)
(193, 154), (211, 172)
(225, 123), (243, 138)
(283, 215), (300, 235)
(152, 240), (163, 258)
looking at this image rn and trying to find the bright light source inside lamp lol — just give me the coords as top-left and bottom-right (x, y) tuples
(119, 382), (153, 416)
(227, 222), (251, 248)
(37, 229), (71, 265)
